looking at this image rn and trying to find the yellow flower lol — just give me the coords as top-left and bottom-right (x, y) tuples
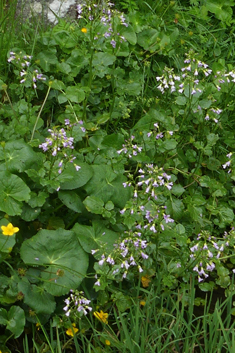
(141, 275), (151, 288)
(105, 339), (111, 346)
(81, 28), (87, 33)
(1, 223), (19, 236)
(94, 310), (108, 324)
(140, 300), (146, 306)
(66, 323), (78, 337)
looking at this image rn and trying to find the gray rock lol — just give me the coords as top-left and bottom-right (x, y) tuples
(15, 0), (83, 25)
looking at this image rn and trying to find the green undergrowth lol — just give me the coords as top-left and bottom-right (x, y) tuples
(1, 0), (235, 352)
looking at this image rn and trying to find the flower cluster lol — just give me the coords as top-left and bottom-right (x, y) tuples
(77, 1), (127, 48)
(156, 67), (181, 94)
(117, 135), (142, 158)
(146, 122), (173, 140)
(39, 119), (82, 174)
(63, 290), (92, 318)
(222, 152), (233, 173)
(137, 164), (173, 199)
(120, 200), (174, 235)
(93, 229), (150, 287)
(8, 51), (32, 67)
(188, 231), (231, 282)
(8, 51), (46, 89)
(39, 127), (74, 156)
(204, 107), (223, 123)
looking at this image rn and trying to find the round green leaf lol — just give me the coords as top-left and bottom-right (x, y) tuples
(20, 228), (89, 296)
(58, 162), (93, 190)
(0, 140), (41, 173)
(0, 172), (31, 216)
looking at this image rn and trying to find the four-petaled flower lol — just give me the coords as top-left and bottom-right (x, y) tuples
(1, 223), (19, 236)
(94, 310), (108, 324)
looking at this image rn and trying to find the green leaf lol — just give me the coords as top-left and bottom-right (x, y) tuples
(171, 184), (185, 196)
(58, 190), (84, 213)
(6, 306), (25, 338)
(18, 278), (56, 315)
(97, 113), (110, 125)
(199, 99), (212, 109)
(73, 221), (119, 253)
(58, 162), (93, 190)
(53, 30), (77, 49)
(65, 86), (85, 103)
(205, 0), (233, 22)
(84, 165), (131, 208)
(207, 133), (219, 147)
(50, 79), (66, 90)
(83, 196), (104, 214)
(199, 282), (215, 292)
(92, 52), (116, 67)
(175, 96), (187, 106)
(219, 206), (234, 224)
(162, 139), (177, 151)
(119, 25), (137, 45)
(37, 51), (58, 71)
(112, 291), (132, 312)
(188, 204), (203, 223)
(0, 172), (31, 216)
(20, 228), (89, 296)
(28, 192), (48, 208)
(166, 199), (184, 220)
(21, 204), (41, 222)
(206, 157), (221, 171)
(137, 29), (159, 50)
(0, 308), (8, 325)
(0, 140), (41, 173)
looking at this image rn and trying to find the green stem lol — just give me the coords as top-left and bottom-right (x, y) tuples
(30, 85), (51, 142)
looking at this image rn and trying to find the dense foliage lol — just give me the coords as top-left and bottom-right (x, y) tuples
(1, 0), (235, 352)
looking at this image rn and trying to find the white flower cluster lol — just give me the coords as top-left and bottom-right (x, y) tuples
(63, 290), (92, 317)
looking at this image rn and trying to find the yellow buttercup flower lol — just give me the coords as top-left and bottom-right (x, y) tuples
(66, 323), (78, 337)
(105, 339), (111, 346)
(94, 310), (108, 324)
(1, 223), (19, 236)
(81, 28), (87, 33)
(140, 300), (146, 306)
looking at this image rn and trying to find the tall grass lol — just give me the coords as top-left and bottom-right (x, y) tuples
(21, 283), (235, 353)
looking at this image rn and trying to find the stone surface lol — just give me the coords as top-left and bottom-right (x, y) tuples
(16, 0), (83, 25)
